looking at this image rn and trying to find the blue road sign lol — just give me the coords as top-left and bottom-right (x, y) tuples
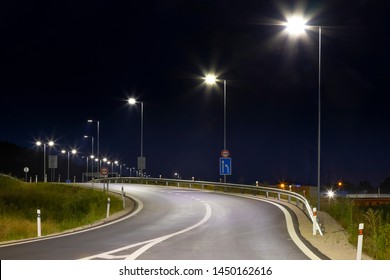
(220, 157), (232, 175)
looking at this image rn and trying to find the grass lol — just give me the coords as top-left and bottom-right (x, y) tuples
(0, 174), (123, 242)
(321, 198), (390, 259)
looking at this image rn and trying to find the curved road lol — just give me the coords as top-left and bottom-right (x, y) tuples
(0, 183), (326, 260)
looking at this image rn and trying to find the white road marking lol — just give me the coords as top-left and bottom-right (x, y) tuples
(0, 194), (143, 248)
(233, 194), (321, 260)
(81, 201), (212, 260)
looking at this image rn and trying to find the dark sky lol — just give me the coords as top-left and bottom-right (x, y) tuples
(1, 0), (389, 187)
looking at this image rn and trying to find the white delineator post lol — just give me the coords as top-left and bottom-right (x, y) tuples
(106, 198), (111, 218)
(356, 223), (364, 260)
(313, 207), (317, 235)
(37, 209), (41, 237)
(122, 186), (125, 209)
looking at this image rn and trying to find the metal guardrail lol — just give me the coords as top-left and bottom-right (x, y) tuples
(94, 177), (323, 236)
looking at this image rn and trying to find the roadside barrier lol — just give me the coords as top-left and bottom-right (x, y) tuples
(94, 177), (323, 236)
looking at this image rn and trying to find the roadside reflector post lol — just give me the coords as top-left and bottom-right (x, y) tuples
(106, 198), (111, 218)
(37, 209), (41, 237)
(313, 207), (317, 235)
(122, 186), (125, 209)
(356, 223), (364, 260)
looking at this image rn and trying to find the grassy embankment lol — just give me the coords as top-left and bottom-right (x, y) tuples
(319, 198), (390, 259)
(0, 174), (123, 242)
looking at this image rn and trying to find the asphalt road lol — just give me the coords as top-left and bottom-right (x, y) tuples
(0, 183), (325, 260)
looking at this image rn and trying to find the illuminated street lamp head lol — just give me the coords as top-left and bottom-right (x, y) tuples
(128, 98), (137, 105)
(71, 149), (77, 155)
(36, 141), (42, 146)
(205, 74), (217, 85)
(61, 150), (66, 154)
(285, 16), (307, 35)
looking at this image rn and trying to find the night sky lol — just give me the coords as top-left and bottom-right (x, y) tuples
(1, 0), (389, 188)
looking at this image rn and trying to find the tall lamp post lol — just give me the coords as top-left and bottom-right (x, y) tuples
(284, 16), (322, 210)
(36, 141), (54, 182)
(61, 149), (77, 182)
(204, 74), (228, 183)
(84, 135), (94, 179)
(128, 98), (145, 176)
(87, 119), (100, 172)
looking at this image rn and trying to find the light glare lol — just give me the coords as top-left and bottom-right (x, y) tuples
(285, 16), (307, 35)
(205, 74), (217, 85)
(327, 190), (335, 198)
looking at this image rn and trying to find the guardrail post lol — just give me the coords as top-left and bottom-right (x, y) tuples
(106, 198), (111, 218)
(277, 193), (280, 200)
(37, 209), (41, 237)
(288, 195), (291, 203)
(312, 207), (317, 235)
(266, 191), (269, 198)
(356, 223), (364, 260)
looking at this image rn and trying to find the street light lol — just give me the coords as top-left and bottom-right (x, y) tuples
(95, 158), (99, 172)
(87, 119), (100, 172)
(204, 74), (228, 183)
(128, 98), (145, 176)
(284, 16), (322, 210)
(90, 155), (95, 178)
(61, 149), (77, 182)
(84, 135), (94, 179)
(36, 140), (54, 182)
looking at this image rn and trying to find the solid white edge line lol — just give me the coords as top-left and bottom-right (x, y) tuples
(0, 192), (143, 248)
(234, 194), (321, 260)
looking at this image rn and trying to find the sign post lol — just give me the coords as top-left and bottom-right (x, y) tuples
(100, 167), (109, 177)
(219, 157), (232, 176)
(24, 167), (29, 182)
(220, 149), (231, 184)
